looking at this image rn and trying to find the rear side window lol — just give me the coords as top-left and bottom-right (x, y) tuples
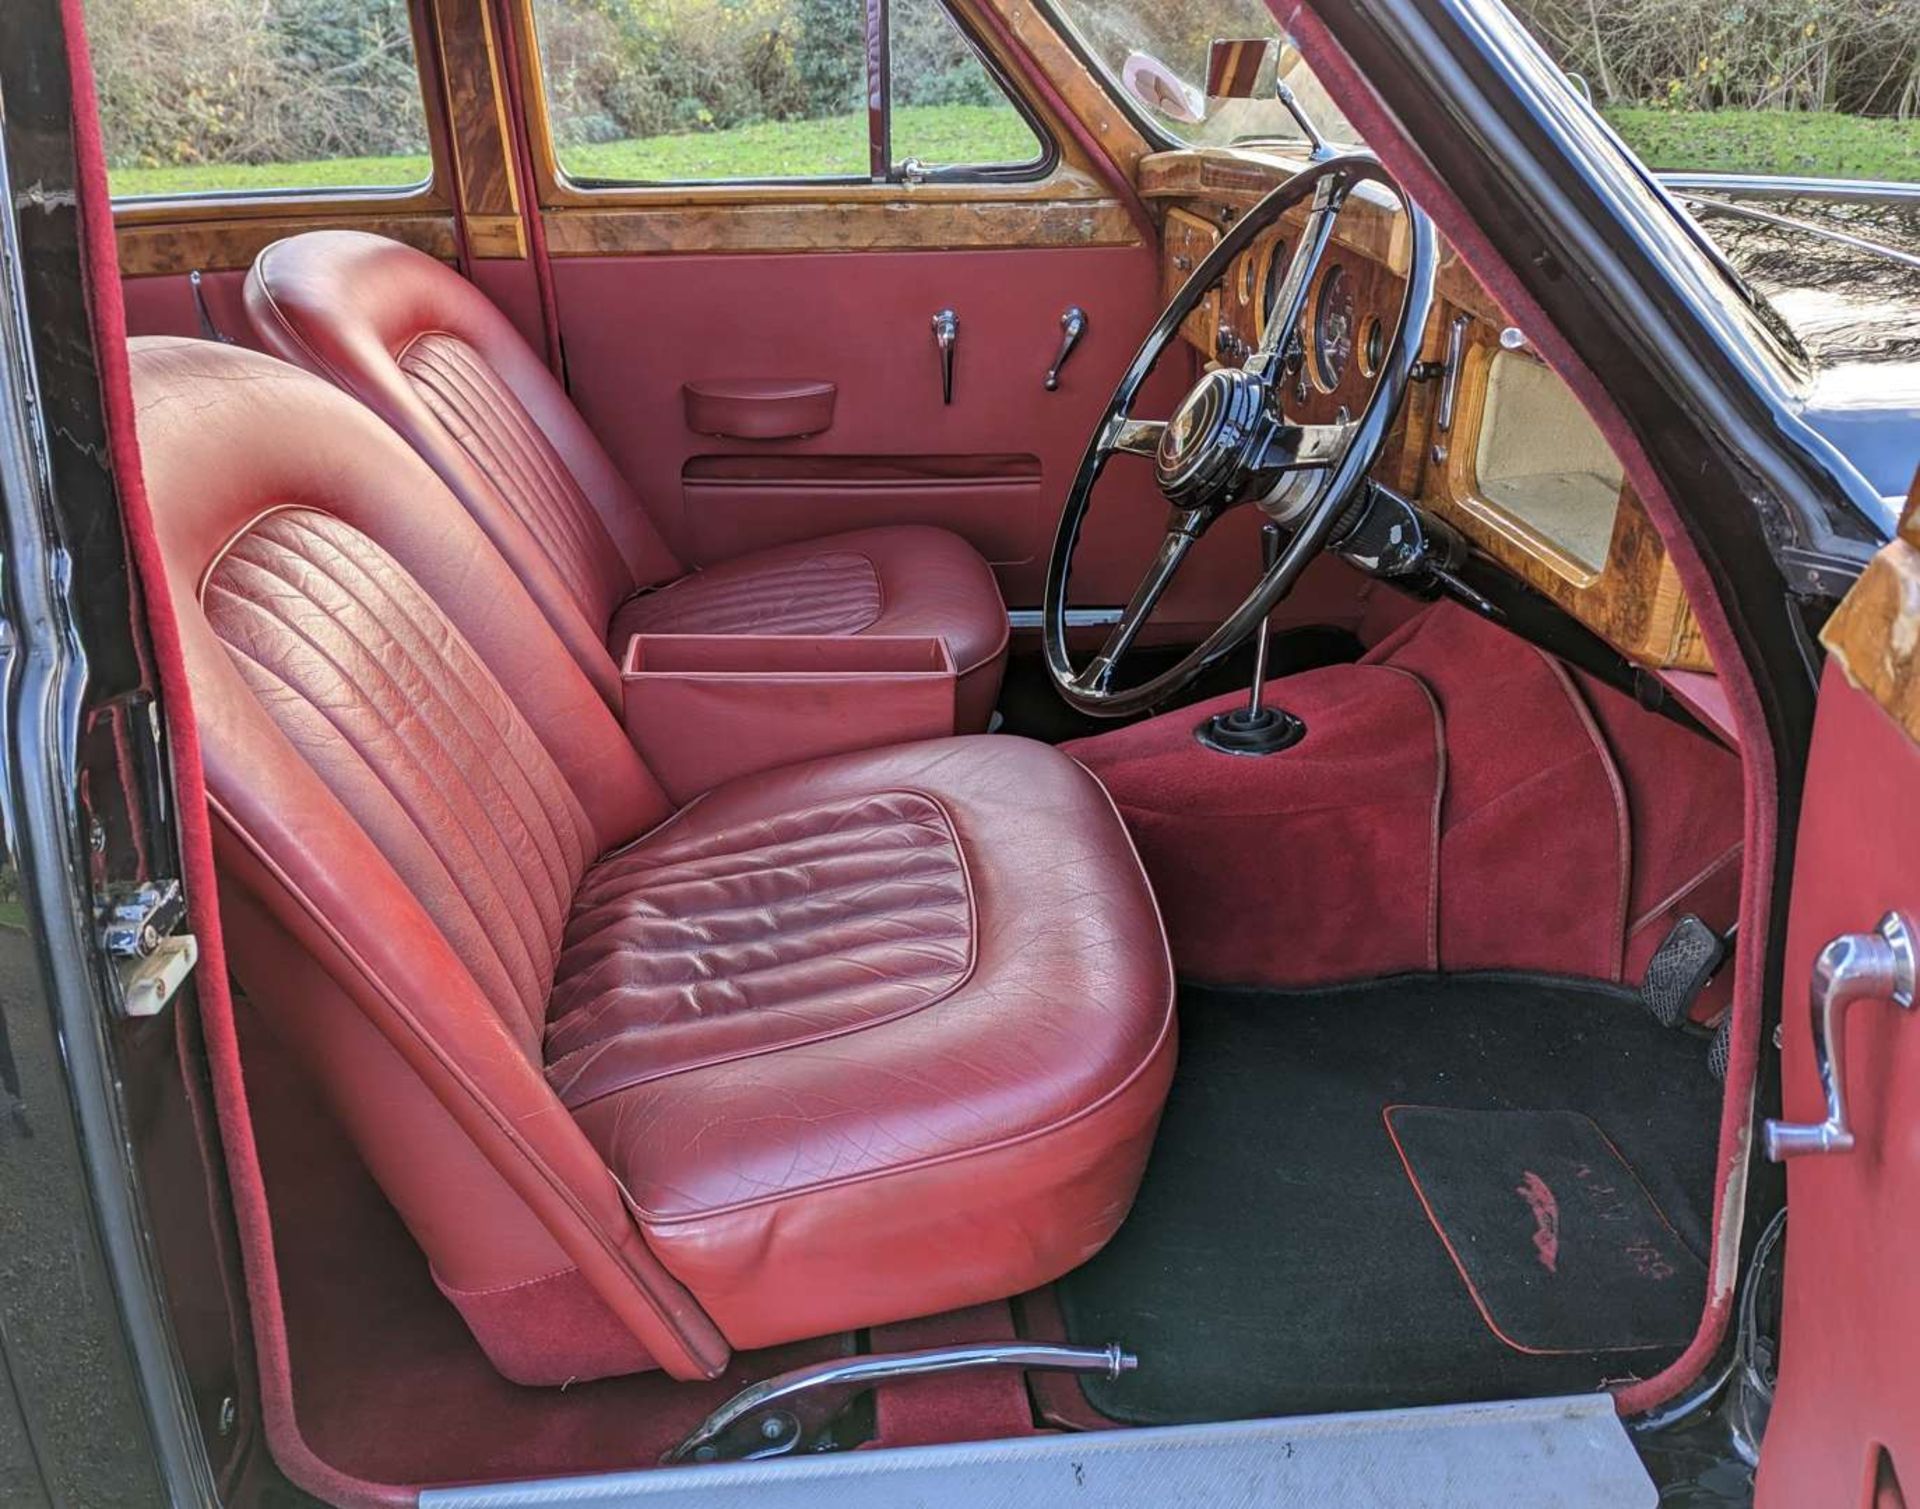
(527, 0), (1049, 186)
(85, 0), (433, 200)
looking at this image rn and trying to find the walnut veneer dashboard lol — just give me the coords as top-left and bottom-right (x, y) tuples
(1142, 147), (1712, 675)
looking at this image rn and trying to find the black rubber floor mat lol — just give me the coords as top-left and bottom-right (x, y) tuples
(1384, 1106), (1706, 1355)
(1054, 974), (1721, 1425)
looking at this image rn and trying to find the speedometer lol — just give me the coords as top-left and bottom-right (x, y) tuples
(1311, 264), (1355, 391)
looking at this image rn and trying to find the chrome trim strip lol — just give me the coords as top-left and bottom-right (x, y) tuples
(1676, 193), (1920, 273)
(1008, 607), (1124, 629)
(1659, 171), (1920, 204)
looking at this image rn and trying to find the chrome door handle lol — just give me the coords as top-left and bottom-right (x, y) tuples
(932, 308), (958, 405)
(1045, 306), (1087, 391)
(1765, 911), (1916, 1161)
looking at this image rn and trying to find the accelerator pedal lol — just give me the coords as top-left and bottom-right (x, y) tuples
(1642, 914), (1730, 1030)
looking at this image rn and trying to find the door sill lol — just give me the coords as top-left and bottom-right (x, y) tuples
(420, 1393), (1654, 1507)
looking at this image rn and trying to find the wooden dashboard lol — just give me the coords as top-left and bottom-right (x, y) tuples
(1140, 147), (1712, 675)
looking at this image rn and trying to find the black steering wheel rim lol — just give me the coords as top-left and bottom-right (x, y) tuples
(1042, 152), (1436, 717)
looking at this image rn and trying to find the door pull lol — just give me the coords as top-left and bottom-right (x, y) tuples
(931, 308), (958, 405)
(1765, 911), (1916, 1161)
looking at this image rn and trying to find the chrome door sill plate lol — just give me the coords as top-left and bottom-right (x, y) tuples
(422, 1393), (1654, 1508)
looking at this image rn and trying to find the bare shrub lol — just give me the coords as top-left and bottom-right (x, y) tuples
(1508, 0), (1920, 118)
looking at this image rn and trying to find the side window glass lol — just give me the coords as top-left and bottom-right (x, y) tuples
(528, 0), (1048, 186)
(889, 0), (1045, 175)
(86, 0), (433, 200)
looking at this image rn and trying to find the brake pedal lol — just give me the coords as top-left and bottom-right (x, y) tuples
(1642, 914), (1729, 1029)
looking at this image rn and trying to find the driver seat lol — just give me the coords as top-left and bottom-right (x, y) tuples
(129, 335), (1174, 1386)
(242, 230), (1009, 728)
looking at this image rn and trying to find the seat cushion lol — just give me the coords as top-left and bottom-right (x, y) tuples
(547, 735), (1176, 1348)
(610, 525), (1010, 733)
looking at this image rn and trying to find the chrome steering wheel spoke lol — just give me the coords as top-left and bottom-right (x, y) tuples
(1071, 516), (1202, 694)
(1100, 415), (1168, 460)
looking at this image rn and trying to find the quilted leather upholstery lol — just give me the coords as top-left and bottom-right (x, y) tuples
(131, 336), (1172, 1383)
(547, 790), (971, 1102)
(612, 550), (882, 640)
(398, 331), (633, 630)
(245, 230), (1008, 726)
(205, 507), (596, 1053)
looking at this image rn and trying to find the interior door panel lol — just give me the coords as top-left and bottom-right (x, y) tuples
(547, 245), (1262, 622)
(1758, 581), (1920, 1505)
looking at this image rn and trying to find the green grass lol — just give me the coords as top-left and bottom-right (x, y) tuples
(107, 102), (1920, 199)
(109, 151), (432, 199)
(0, 899), (25, 932)
(1603, 107), (1920, 182)
(105, 105), (1038, 198)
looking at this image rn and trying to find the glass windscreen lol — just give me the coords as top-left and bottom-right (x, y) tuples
(1044, 0), (1358, 150)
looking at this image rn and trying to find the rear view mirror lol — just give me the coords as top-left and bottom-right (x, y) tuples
(1206, 38), (1276, 100)
(1121, 51), (1204, 123)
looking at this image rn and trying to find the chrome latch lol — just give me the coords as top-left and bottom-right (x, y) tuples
(98, 879), (199, 1019)
(1765, 911), (1915, 1161)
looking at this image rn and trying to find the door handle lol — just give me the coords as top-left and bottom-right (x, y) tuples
(1765, 911), (1917, 1161)
(1045, 306), (1087, 391)
(931, 308), (958, 405)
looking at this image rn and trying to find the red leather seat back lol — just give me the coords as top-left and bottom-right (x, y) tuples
(130, 335), (729, 1384)
(245, 230), (683, 706)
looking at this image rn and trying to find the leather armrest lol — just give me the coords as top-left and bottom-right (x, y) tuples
(682, 380), (836, 440)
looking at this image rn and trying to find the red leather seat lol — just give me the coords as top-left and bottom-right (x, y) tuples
(242, 230), (1008, 729)
(130, 335), (1173, 1385)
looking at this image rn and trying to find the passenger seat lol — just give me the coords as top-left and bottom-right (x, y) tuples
(243, 230), (1009, 727)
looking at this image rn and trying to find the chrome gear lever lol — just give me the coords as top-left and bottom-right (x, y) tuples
(1195, 520), (1306, 755)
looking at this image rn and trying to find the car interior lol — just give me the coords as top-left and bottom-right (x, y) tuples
(82, 0), (1754, 1498)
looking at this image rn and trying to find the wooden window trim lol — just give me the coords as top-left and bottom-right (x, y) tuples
(503, 0), (1144, 254)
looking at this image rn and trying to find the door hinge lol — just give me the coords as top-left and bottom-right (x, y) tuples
(98, 879), (199, 1019)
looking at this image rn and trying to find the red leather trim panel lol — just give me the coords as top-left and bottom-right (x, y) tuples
(683, 379), (836, 440)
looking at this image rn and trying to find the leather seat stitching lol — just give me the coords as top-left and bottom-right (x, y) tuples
(544, 786), (980, 1102)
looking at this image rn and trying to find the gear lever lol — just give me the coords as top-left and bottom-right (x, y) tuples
(1195, 520), (1306, 755)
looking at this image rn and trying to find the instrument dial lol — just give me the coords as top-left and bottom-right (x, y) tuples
(1312, 264), (1356, 391)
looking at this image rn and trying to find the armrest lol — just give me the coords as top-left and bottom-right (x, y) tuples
(622, 633), (957, 804)
(683, 380), (836, 440)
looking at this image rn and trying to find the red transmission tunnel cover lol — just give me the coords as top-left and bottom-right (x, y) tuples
(1383, 1106), (1706, 1355)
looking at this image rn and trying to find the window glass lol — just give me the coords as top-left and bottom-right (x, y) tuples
(87, 0), (432, 199)
(529, 0), (1044, 185)
(1043, 0), (1357, 151)
(889, 0), (1045, 173)
(1506, 0), (1920, 184)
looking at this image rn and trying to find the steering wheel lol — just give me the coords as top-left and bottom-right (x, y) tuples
(1043, 153), (1436, 717)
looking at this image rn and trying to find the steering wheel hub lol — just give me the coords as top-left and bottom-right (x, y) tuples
(1155, 366), (1272, 511)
